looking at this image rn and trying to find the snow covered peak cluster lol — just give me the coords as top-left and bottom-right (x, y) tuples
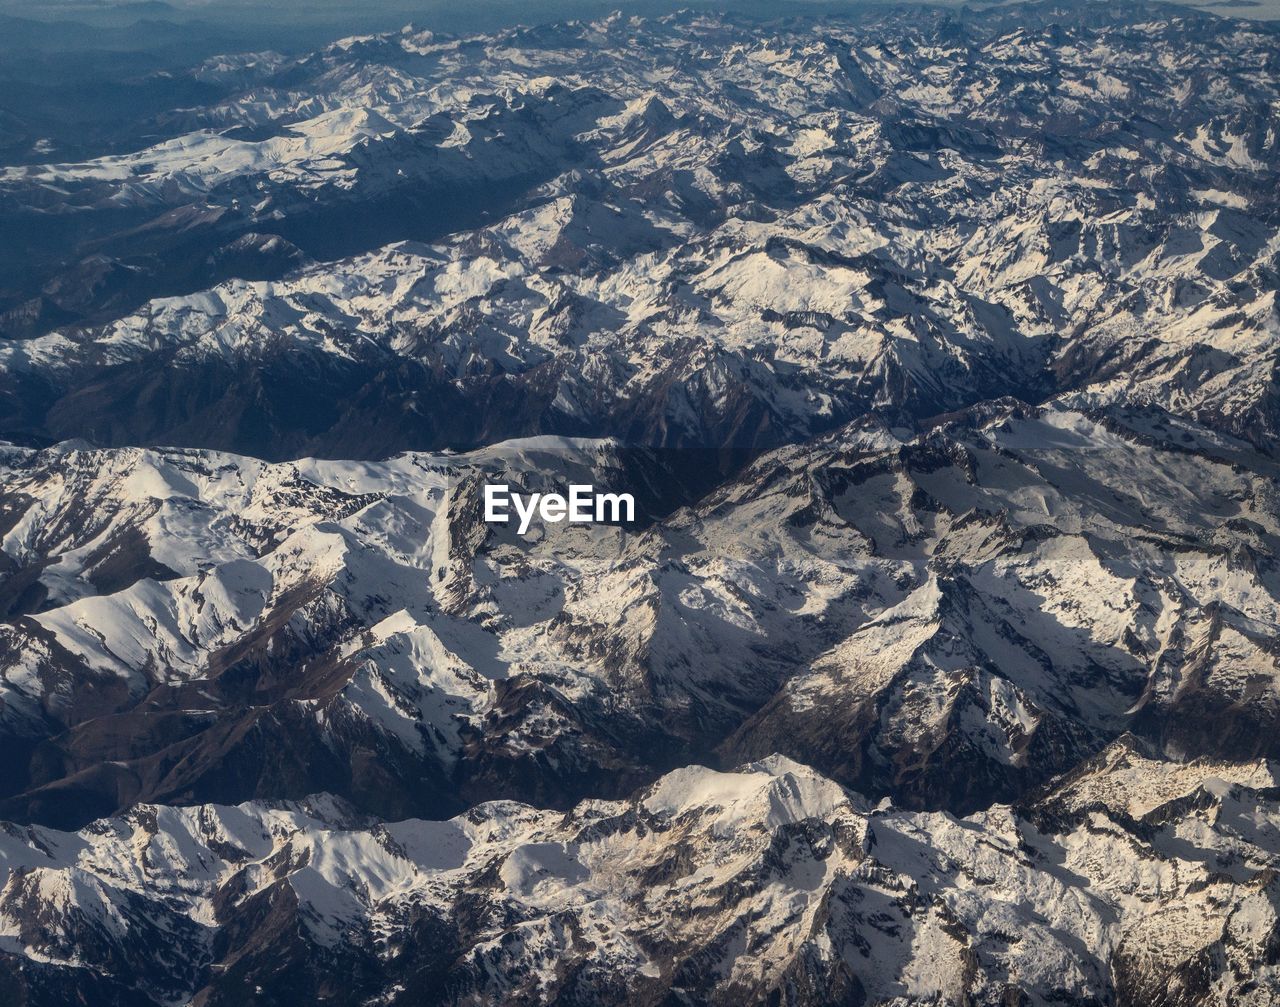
(4, 747), (1280, 1004)
(1, 1), (1277, 458)
(0, 2), (1279, 1004)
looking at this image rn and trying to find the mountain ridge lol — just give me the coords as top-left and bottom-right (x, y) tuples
(2, 2), (1280, 1002)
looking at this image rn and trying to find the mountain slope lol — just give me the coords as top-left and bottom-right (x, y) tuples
(1, 750), (1278, 1006)
(2, 3), (1280, 1003)
(0, 4), (1276, 458)
(1, 401), (1277, 831)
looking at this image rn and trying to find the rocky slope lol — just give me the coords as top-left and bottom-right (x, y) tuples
(1, 1), (1279, 1003)
(1, 399), (1277, 838)
(0, 3), (1277, 458)
(1, 747), (1279, 1006)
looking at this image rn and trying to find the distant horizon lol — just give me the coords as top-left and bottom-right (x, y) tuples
(1, 0), (1276, 27)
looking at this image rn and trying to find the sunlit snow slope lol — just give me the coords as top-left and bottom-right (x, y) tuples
(1, 1), (1279, 1004)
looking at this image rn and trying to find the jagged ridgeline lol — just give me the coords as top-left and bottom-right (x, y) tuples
(0, 1), (1279, 1005)
(0, 2), (1277, 460)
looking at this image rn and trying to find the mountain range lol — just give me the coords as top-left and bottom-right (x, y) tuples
(1, 1), (1279, 1003)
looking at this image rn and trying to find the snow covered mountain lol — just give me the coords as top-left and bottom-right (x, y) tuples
(1, 0), (1279, 1003)
(3, 398), (1278, 830)
(1, 2), (1278, 458)
(2, 747), (1279, 1006)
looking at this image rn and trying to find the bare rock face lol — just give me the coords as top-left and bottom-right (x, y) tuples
(1, 0), (1279, 1002)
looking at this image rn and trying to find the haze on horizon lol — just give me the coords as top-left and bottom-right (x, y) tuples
(1, 0), (1276, 34)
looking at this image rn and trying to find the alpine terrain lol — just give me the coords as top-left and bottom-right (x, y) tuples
(1, 1), (1279, 1003)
